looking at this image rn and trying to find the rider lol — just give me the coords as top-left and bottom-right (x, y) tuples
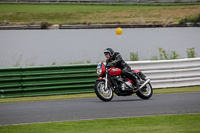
(104, 48), (139, 89)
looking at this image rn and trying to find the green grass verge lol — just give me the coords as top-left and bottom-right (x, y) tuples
(0, 86), (199, 103)
(0, 3), (200, 24)
(0, 114), (200, 133)
(0, 3), (197, 13)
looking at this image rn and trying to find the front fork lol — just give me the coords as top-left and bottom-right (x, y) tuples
(105, 68), (108, 90)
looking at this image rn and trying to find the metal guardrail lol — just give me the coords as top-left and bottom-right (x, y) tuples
(0, 25), (41, 30)
(0, 0), (198, 3)
(0, 64), (97, 98)
(127, 57), (200, 88)
(1, 58), (199, 98)
(0, 0), (149, 3)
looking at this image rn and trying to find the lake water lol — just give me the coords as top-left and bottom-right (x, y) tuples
(0, 27), (200, 67)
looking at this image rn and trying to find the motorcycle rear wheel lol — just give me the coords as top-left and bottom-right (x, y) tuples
(136, 82), (153, 99)
(94, 80), (113, 102)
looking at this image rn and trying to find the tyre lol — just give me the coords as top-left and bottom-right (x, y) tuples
(94, 80), (113, 102)
(136, 82), (153, 99)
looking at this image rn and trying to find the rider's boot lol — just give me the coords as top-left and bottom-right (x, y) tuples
(125, 72), (139, 90)
(133, 77), (140, 90)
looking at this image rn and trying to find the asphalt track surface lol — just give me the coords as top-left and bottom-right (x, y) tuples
(0, 92), (200, 126)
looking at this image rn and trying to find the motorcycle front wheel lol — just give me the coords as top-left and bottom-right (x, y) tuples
(136, 82), (153, 99)
(94, 80), (113, 102)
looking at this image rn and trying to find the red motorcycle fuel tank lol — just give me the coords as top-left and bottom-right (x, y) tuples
(108, 68), (122, 76)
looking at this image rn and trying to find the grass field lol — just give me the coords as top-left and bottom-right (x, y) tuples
(0, 3), (200, 25)
(0, 114), (200, 133)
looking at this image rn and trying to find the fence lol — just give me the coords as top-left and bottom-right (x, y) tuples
(0, 64), (97, 98)
(0, 0), (199, 3)
(127, 57), (200, 88)
(1, 58), (200, 98)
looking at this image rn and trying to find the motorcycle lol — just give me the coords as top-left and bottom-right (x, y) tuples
(94, 62), (153, 101)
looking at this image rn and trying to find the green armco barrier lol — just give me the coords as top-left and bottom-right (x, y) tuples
(0, 64), (98, 98)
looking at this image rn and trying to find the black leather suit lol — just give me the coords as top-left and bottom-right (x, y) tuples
(106, 52), (138, 87)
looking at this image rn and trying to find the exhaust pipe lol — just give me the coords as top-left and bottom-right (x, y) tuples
(139, 79), (150, 90)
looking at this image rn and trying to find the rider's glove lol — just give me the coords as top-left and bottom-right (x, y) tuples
(107, 63), (114, 68)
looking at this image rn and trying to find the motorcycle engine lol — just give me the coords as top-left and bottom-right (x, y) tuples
(114, 76), (133, 91)
(121, 81), (133, 91)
